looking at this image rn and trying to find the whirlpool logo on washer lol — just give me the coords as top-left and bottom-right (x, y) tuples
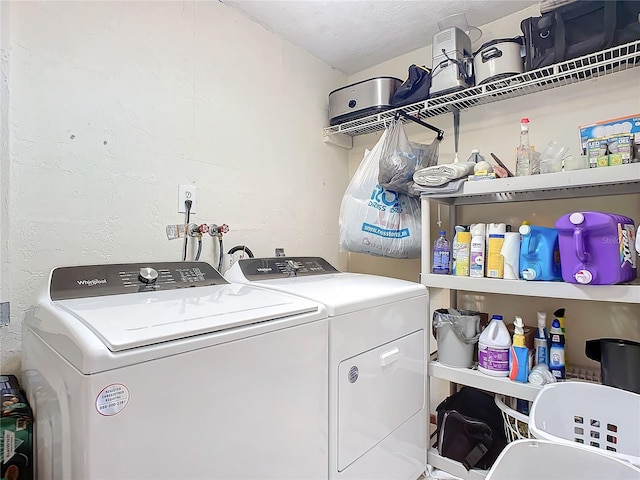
(76, 279), (107, 287)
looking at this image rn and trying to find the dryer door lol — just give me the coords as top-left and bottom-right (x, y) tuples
(337, 330), (425, 471)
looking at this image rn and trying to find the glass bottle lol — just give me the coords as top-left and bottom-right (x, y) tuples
(516, 118), (531, 176)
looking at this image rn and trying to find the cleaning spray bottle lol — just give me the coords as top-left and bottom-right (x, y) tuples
(554, 308), (567, 366)
(549, 317), (566, 380)
(509, 316), (531, 383)
(534, 311), (549, 366)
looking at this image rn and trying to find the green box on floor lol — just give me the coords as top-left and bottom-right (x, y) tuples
(1, 375), (33, 480)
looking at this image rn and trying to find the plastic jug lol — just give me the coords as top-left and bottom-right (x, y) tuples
(555, 211), (637, 285)
(478, 315), (511, 377)
(518, 224), (562, 281)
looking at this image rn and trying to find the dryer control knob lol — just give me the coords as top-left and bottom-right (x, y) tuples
(138, 267), (159, 284)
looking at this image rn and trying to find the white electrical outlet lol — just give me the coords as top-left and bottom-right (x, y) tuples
(178, 185), (196, 213)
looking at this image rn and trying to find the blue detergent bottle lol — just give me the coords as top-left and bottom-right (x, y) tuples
(519, 224), (562, 281)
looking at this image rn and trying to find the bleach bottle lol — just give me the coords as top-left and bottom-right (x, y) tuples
(478, 315), (511, 377)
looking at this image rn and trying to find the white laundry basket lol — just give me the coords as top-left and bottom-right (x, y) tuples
(494, 395), (532, 442)
(486, 439), (640, 480)
(529, 382), (640, 466)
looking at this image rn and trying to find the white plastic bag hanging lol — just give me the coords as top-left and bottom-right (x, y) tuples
(378, 118), (440, 196)
(339, 130), (422, 259)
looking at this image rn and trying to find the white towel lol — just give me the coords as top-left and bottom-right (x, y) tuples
(413, 162), (475, 187)
(413, 177), (467, 195)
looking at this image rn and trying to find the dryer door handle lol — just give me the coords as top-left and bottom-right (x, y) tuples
(380, 347), (400, 366)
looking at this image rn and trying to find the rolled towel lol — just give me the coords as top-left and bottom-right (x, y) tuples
(528, 364), (557, 386)
(412, 177), (467, 195)
(413, 162), (475, 187)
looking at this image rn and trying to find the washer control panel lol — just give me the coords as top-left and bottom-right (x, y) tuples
(50, 262), (227, 300)
(236, 256), (339, 281)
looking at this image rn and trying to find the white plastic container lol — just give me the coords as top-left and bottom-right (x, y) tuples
(501, 232), (520, 280)
(454, 231), (471, 276)
(470, 223), (486, 278)
(495, 395), (532, 443)
(478, 315), (511, 377)
(486, 223), (507, 278)
(529, 382), (640, 467)
(486, 439), (640, 480)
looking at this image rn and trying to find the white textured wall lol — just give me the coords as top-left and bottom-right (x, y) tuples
(345, 6), (640, 408)
(0, 2), (10, 345)
(0, 1), (348, 375)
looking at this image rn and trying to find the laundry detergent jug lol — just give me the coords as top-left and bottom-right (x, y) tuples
(555, 212), (637, 285)
(518, 224), (562, 281)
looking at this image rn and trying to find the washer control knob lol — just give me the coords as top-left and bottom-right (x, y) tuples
(138, 267), (159, 284)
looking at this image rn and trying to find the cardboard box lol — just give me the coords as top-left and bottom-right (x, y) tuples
(579, 113), (640, 158)
(1, 376), (33, 480)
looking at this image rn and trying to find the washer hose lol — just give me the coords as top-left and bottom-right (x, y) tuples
(227, 245), (255, 258)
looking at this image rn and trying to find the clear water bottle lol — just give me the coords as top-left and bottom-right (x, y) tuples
(432, 230), (451, 274)
(516, 118), (531, 176)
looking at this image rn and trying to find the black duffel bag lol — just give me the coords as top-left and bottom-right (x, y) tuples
(521, 0), (640, 71)
(390, 64), (432, 107)
(435, 387), (507, 471)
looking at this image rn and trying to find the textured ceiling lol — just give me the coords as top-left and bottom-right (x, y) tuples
(221, 0), (539, 75)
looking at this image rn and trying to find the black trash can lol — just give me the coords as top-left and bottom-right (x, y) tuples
(585, 338), (640, 394)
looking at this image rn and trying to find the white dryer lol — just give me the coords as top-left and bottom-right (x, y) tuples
(226, 257), (428, 480)
(22, 261), (328, 480)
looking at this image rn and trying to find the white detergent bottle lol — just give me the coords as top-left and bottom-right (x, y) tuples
(478, 315), (512, 377)
(470, 223), (486, 278)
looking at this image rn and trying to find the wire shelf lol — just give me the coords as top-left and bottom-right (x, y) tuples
(324, 40), (640, 138)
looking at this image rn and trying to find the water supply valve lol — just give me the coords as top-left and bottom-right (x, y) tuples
(208, 224), (229, 237)
(189, 223), (211, 237)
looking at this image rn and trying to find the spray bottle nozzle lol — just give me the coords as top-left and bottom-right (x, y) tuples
(514, 316), (525, 336)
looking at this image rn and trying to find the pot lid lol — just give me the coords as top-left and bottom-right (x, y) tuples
(474, 37), (523, 56)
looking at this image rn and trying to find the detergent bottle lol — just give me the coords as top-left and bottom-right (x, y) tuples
(486, 223), (507, 278)
(452, 225), (470, 275)
(478, 315), (511, 377)
(469, 223), (486, 278)
(555, 211), (637, 285)
(454, 231), (472, 276)
(519, 224), (562, 281)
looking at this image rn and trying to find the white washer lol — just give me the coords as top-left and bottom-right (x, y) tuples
(22, 261), (329, 480)
(226, 257), (428, 480)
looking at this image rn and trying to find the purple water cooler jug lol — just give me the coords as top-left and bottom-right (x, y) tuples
(555, 212), (637, 285)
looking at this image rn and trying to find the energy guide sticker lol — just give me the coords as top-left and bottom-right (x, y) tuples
(95, 384), (130, 416)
